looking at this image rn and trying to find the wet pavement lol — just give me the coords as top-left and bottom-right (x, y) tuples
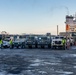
(0, 47), (75, 75)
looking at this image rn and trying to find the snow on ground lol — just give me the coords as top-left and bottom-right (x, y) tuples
(0, 48), (75, 75)
(44, 62), (60, 65)
(73, 66), (76, 68)
(61, 53), (76, 58)
(56, 71), (73, 75)
(38, 71), (47, 74)
(71, 46), (76, 50)
(0, 71), (7, 75)
(30, 59), (44, 67)
(33, 59), (43, 63)
(30, 63), (40, 67)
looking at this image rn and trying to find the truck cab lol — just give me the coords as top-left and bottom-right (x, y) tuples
(13, 38), (26, 49)
(51, 36), (66, 49)
(37, 36), (51, 48)
(25, 36), (37, 48)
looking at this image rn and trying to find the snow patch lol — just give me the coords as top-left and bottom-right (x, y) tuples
(30, 63), (40, 66)
(30, 59), (44, 67)
(71, 46), (76, 49)
(33, 59), (43, 63)
(70, 54), (76, 57)
(8, 74), (16, 75)
(44, 62), (60, 65)
(38, 71), (47, 74)
(21, 70), (34, 75)
(74, 66), (76, 68)
(26, 70), (31, 72)
(0, 71), (7, 75)
(62, 54), (76, 57)
(56, 71), (73, 75)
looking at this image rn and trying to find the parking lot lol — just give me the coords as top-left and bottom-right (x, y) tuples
(0, 47), (75, 75)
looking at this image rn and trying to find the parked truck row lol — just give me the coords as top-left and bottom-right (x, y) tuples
(0, 35), (74, 50)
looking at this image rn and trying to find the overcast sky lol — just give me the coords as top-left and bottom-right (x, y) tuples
(0, 0), (76, 34)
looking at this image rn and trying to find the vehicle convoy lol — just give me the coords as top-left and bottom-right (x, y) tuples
(25, 36), (37, 48)
(37, 36), (51, 48)
(51, 36), (66, 49)
(13, 38), (25, 49)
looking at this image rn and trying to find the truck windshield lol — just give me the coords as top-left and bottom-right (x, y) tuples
(41, 37), (47, 40)
(55, 37), (59, 39)
(55, 37), (64, 39)
(28, 37), (35, 40)
(60, 37), (64, 39)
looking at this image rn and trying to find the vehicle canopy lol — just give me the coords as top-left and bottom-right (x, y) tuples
(38, 36), (50, 40)
(26, 35), (36, 40)
(14, 38), (26, 43)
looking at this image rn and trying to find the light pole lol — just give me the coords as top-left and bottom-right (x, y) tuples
(57, 25), (58, 36)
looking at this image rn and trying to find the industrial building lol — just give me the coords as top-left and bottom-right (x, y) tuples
(60, 13), (76, 41)
(65, 14), (76, 32)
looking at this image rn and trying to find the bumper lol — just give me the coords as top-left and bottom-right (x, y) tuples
(37, 44), (51, 48)
(51, 45), (66, 49)
(3, 45), (10, 48)
(25, 44), (36, 48)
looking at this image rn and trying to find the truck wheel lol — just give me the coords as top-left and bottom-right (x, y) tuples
(37, 45), (41, 48)
(41, 46), (44, 49)
(54, 46), (56, 49)
(51, 46), (54, 49)
(48, 45), (51, 49)
(17, 46), (19, 49)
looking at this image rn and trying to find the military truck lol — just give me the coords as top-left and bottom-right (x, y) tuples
(13, 38), (26, 49)
(25, 36), (37, 48)
(37, 36), (51, 48)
